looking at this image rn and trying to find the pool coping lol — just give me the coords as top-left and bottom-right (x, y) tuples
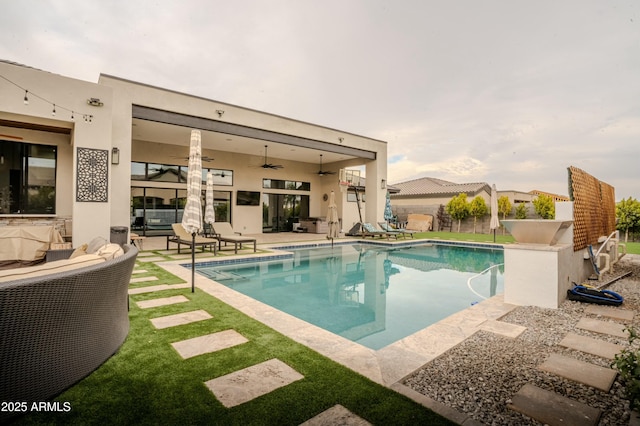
(158, 239), (517, 387)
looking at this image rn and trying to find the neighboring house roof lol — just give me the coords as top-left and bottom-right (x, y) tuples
(529, 189), (570, 202)
(346, 176), (401, 193)
(389, 177), (490, 198)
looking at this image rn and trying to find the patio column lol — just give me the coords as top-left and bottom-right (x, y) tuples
(364, 150), (387, 226)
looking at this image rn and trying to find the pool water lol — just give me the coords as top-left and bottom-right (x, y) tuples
(197, 243), (504, 350)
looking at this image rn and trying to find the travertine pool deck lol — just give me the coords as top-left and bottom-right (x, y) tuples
(155, 246), (518, 386)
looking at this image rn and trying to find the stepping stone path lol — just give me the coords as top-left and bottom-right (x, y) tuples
(508, 383), (601, 426)
(130, 276), (159, 284)
(136, 295), (189, 309)
(138, 285), (340, 418)
(171, 330), (248, 359)
(150, 309), (212, 329)
(508, 305), (634, 425)
(204, 358), (304, 408)
(559, 332), (623, 360)
(301, 404), (372, 425)
(538, 353), (617, 392)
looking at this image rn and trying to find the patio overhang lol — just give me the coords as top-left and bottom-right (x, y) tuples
(132, 105), (376, 165)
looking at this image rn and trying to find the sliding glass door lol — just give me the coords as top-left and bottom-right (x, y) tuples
(262, 193), (309, 232)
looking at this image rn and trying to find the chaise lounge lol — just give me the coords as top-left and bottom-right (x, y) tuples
(167, 223), (218, 254)
(361, 222), (398, 240)
(378, 222), (416, 239)
(211, 222), (257, 254)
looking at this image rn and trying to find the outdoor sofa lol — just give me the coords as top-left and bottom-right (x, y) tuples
(0, 243), (138, 421)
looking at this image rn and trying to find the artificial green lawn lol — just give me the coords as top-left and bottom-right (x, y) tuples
(17, 259), (454, 426)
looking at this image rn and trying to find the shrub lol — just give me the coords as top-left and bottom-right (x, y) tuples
(611, 327), (640, 410)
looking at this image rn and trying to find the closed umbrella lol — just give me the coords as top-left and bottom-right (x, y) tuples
(490, 184), (499, 243)
(326, 190), (339, 247)
(204, 171), (215, 230)
(384, 191), (393, 223)
(181, 129), (203, 292)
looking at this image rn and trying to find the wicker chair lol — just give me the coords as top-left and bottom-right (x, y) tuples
(0, 245), (138, 421)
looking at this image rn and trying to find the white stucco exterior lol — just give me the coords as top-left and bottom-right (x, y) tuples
(1, 61), (388, 243)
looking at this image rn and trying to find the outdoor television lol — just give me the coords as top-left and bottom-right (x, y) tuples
(236, 190), (261, 206)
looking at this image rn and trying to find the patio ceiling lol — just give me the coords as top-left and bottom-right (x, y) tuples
(131, 106), (375, 166)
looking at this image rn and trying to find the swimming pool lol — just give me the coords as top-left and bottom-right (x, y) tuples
(196, 242), (504, 350)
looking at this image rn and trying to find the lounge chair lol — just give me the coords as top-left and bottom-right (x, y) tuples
(168, 224), (217, 254)
(211, 222), (257, 254)
(361, 222), (397, 240)
(378, 222), (416, 239)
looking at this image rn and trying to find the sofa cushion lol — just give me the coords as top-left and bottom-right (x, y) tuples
(96, 243), (124, 260)
(69, 243), (88, 259)
(0, 254), (106, 283)
(86, 237), (108, 254)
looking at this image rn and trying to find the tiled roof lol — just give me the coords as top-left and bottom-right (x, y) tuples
(389, 177), (491, 198)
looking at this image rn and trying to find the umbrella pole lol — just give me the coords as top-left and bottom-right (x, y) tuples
(493, 229), (496, 243)
(191, 232), (196, 293)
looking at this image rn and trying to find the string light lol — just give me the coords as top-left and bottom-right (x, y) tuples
(0, 73), (95, 124)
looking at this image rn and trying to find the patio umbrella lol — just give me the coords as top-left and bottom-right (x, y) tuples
(181, 129), (203, 292)
(204, 171), (215, 230)
(490, 184), (500, 243)
(326, 190), (339, 248)
(384, 191), (393, 224)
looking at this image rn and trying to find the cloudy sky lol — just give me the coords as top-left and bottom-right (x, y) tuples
(1, 1), (638, 199)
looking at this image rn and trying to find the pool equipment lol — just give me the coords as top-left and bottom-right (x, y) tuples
(566, 284), (623, 306)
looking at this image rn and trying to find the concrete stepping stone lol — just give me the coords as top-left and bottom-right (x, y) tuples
(204, 358), (304, 408)
(585, 305), (634, 322)
(150, 309), (212, 329)
(132, 269), (147, 274)
(300, 404), (371, 425)
(172, 330), (249, 359)
(136, 295), (189, 309)
(135, 256), (166, 263)
(508, 383), (601, 426)
(576, 317), (627, 338)
(128, 283), (190, 294)
(130, 276), (159, 284)
(559, 332), (624, 360)
(538, 353), (617, 392)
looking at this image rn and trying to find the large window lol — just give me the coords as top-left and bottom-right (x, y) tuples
(131, 162), (233, 186)
(131, 187), (231, 236)
(0, 141), (57, 214)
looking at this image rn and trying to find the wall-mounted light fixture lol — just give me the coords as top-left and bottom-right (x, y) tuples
(111, 147), (120, 165)
(381, 179), (386, 189)
(87, 98), (104, 107)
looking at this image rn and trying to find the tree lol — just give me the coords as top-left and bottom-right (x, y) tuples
(446, 193), (469, 233)
(497, 196), (512, 234)
(532, 194), (555, 219)
(469, 196), (488, 234)
(515, 203), (527, 219)
(616, 197), (640, 243)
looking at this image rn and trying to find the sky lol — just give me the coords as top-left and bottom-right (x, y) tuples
(1, 1), (639, 199)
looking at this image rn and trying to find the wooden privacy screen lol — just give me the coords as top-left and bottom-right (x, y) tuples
(568, 166), (616, 251)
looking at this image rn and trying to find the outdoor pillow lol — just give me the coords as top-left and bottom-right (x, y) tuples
(86, 237), (108, 254)
(96, 243), (124, 261)
(69, 243), (88, 259)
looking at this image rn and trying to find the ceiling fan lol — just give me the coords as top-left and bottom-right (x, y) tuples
(260, 145), (283, 169)
(316, 154), (336, 176)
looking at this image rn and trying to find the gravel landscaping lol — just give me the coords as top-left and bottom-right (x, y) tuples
(404, 255), (640, 425)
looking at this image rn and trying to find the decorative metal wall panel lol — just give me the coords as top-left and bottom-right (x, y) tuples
(76, 148), (108, 202)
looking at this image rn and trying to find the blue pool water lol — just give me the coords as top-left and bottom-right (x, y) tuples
(196, 242), (504, 350)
